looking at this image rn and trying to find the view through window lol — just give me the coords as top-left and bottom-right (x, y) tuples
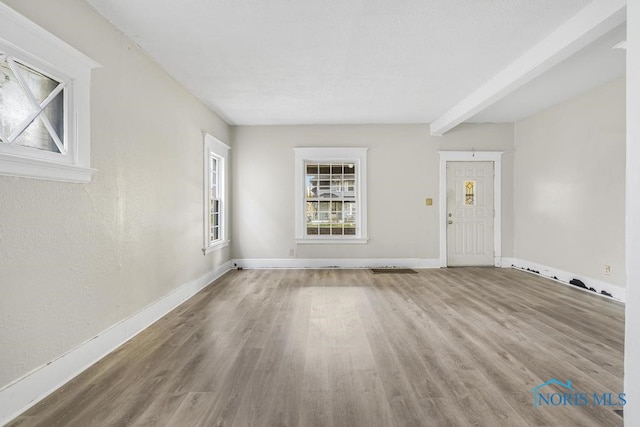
(305, 162), (357, 236)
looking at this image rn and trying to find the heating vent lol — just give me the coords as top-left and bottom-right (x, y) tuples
(370, 268), (418, 274)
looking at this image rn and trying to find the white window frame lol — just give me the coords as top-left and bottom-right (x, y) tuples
(203, 133), (230, 254)
(0, 3), (100, 183)
(294, 147), (368, 244)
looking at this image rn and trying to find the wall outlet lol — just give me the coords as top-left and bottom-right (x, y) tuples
(604, 265), (611, 275)
(288, 248), (295, 257)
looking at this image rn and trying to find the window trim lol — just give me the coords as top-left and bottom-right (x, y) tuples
(294, 147), (368, 244)
(0, 2), (100, 183)
(203, 133), (230, 254)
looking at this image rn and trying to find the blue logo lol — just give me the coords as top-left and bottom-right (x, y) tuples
(530, 379), (626, 409)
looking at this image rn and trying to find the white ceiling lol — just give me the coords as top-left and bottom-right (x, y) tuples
(86, 0), (625, 126)
(471, 23), (626, 123)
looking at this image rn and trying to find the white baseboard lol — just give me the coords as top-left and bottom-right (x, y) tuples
(232, 258), (441, 269)
(503, 257), (625, 302)
(0, 261), (232, 426)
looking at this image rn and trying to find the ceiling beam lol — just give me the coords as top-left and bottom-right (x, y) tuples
(430, 0), (627, 136)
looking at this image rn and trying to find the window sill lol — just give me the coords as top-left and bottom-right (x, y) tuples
(203, 240), (230, 254)
(0, 154), (96, 183)
(296, 238), (369, 245)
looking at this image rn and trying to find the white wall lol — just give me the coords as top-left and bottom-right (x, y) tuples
(513, 78), (626, 288)
(231, 123), (514, 263)
(0, 0), (230, 389)
(625, 2), (640, 424)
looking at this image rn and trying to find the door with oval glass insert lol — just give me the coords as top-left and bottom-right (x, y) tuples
(446, 161), (494, 266)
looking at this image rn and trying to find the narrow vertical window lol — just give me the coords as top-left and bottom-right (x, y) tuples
(203, 133), (230, 254)
(209, 154), (221, 243)
(465, 180), (476, 205)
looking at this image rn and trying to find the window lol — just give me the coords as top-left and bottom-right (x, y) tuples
(209, 155), (221, 242)
(203, 133), (229, 254)
(0, 56), (65, 153)
(464, 180), (476, 205)
(305, 163), (357, 236)
(294, 147), (368, 244)
(0, 3), (99, 182)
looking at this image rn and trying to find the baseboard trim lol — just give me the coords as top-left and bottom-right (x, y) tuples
(0, 261), (233, 426)
(232, 258), (441, 269)
(503, 257), (625, 302)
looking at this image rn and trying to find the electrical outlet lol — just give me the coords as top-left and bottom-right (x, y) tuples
(288, 248), (295, 257)
(604, 265), (611, 275)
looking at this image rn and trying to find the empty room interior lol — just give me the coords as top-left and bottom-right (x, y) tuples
(1, 0), (639, 426)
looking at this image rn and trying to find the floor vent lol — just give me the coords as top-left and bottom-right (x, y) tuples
(370, 268), (418, 274)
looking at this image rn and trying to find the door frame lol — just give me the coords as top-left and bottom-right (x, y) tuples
(438, 151), (504, 267)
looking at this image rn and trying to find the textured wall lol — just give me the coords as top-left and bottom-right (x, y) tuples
(513, 78), (626, 287)
(231, 123), (514, 261)
(0, 0), (230, 387)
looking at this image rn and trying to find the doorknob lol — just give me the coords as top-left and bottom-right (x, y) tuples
(448, 220), (453, 225)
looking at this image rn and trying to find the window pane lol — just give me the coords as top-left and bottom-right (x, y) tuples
(464, 180), (476, 205)
(306, 201), (318, 224)
(305, 165), (317, 197)
(210, 199), (221, 242)
(331, 180), (342, 197)
(12, 117), (60, 153)
(0, 57), (64, 152)
(42, 90), (64, 142)
(300, 156), (361, 239)
(318, 187), (331, 198)
(210, 155), (219, 216)
(344, 201), (356, 219)
(14, 60), (59, 103)
(0, 60), (35, 140)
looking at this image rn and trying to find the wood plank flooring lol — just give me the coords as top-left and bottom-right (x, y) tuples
(8, 268), (624, 426)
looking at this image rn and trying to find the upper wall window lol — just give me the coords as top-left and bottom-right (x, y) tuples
(203, 133), (230, 254)
(0, 3), (100, 183)
(294, 147), (368, 244)
(0, 54), (65, 154)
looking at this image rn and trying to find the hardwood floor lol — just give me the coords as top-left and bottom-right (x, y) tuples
(9, 268), (624, 426)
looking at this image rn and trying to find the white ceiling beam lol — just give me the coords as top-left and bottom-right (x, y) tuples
(430, 0), (627, 136)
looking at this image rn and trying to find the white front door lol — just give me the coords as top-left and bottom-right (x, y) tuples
(446, 161), (494, 266)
